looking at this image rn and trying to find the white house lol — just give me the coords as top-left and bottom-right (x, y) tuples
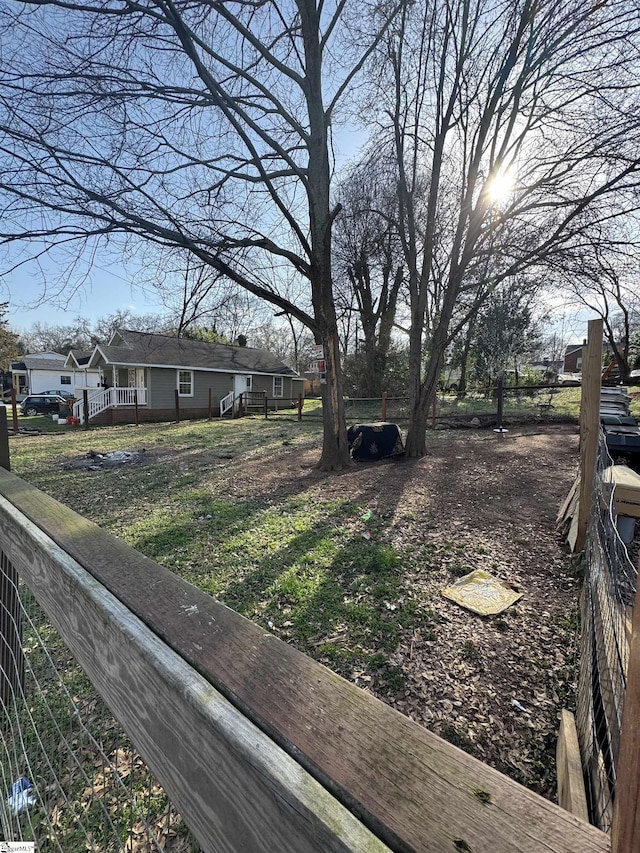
(10, 351), (101, 399)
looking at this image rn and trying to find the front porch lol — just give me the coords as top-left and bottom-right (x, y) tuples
(73, 386), (148, 423)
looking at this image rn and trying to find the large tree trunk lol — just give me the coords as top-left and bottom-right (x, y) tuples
(300, 0), (350, 470)
(318, 325), (351, 469)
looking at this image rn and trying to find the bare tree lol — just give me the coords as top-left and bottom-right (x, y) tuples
(333, 154), (404, 396)
(0, 0), (400, 469)
(553, 233), (640, 381)
(370, 0), (640, 455)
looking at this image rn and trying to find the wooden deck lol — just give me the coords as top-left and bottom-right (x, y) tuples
(0, 468), (611, 853)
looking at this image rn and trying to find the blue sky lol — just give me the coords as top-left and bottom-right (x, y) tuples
(1, 252), (161, 331)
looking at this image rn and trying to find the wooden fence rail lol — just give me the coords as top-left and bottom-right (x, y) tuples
(0, 468), (611, 853)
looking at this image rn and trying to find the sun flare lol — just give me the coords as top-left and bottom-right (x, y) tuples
(485, 168), (515, 204)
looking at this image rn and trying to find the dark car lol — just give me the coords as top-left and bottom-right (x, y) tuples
(42, 389), (75, 398)
(19, 394), (67, 416)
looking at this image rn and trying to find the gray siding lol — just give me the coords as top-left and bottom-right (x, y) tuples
(147, 368), (232, 409)
(252, 375), (304, 400)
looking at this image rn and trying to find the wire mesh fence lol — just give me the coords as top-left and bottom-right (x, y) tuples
(0, 549), (199, 852)
(575, 433), (638, 831)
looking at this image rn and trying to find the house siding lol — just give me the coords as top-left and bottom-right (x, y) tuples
(147, 367), (232, 410)
(251, 374), (304, 400)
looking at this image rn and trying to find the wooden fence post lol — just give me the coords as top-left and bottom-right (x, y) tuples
(0, 406), (10, 472)
(238, 393), (244, 418)
(175, 389), (180, 422)
(264, 395), (268, 419)
(134, 389), (139, 427)
(297, 393), (303, 422)
(83, 389), (90, 430)
(0, 418), (23, 706)
(0, 550), (24, 708)
(381, 391), (387, 422)
(10, 388), (18, 434)
(576, 318), (603, 552)
(208, 388), (212, 421)
(611, 555), (640, 852)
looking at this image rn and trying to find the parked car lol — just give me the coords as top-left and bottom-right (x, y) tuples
(42, 389), (75, 398)
(629, 369), (640, 386)
(19, 394), (68, 416)
(556, 372), (582, 386)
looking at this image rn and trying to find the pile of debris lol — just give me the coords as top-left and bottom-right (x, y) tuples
(61, 448), (146, 471)
(600, 388), (640, 466)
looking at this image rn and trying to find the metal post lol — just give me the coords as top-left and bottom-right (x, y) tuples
(208, 388), (212, 421)
(175, 389), (180, 422)
(83, 389), (89, 430)
(297, 393), (303, 422)
(381, 391), (387, 422)
(134, 389), (139, 427)
(494, 375), (507, 434)
(264, 394), (268, 419)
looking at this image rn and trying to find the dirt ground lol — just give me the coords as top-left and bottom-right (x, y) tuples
(224, 422), (582, 798)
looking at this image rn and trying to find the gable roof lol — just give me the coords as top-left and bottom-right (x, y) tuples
(11, 352), (68, 372)
(65, 350), (95, 368)
(89, 330), (300, 377)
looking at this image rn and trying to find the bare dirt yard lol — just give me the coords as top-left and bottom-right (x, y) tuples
(206, 421), (582, 797)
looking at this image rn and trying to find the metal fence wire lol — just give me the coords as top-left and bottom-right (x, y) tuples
(0, 549), (199, 852)
(576, 432), (638, 831)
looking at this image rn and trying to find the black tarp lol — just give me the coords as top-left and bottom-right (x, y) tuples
(347, 422), (405, 462)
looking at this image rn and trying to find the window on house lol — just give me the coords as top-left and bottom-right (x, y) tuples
(60, 376), (72, 385)
(246, 376), (252, 390)
(177, 370), (194, 396)
(273, 376), (283, 397)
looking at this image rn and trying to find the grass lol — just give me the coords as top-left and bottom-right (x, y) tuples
(7, 416), (432, 689)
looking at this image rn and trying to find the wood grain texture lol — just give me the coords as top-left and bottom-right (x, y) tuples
(611, 557), (640, 853)
(557, 709), (589, 822)
(0, 496), (390, 853)
(577, 319), (603, 551)
(0, 470), (611, 853)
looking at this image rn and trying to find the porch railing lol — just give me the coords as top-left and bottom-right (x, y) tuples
(73, 387), (148, 423)
(220, 390), (234, 417)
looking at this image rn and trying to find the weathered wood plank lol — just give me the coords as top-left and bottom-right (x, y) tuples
(557, 709), (589, 822)
(0, 495), (390, 853)
(577, 319), (604, 551)
(0, 470), (611, 853)
(611, 557), (640, 853)
(557, 475), (579, 526)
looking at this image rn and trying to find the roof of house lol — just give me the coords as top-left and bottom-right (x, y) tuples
(64, 350), (95, 368)
(11, 352), (67, 371)
(564, 344), (583, 356)
(89, 330), (300, 377)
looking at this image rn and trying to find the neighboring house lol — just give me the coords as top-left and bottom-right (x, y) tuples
(563, 344), (584, 374)
(75, 330), (304, 424)
(64, 350), (103, 393)
(10, 352), (68, 399)
(563, 340), (617, 373)
(10, 350), (102, 399)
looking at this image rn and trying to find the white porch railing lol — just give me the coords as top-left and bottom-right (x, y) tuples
(220, 391), (235, 417)
(73, 387), (147, 423)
